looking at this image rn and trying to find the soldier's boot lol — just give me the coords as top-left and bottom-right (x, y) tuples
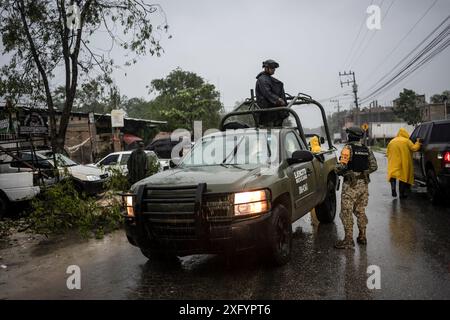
(357, 228), (367, 245)
(334, 230), (355, 249)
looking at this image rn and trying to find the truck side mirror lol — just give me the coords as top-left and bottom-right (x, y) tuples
(287, 150), (314, 165)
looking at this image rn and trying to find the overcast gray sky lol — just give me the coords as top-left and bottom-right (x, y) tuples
(109, 0), (449, 122)
(2, 0), (448, 128)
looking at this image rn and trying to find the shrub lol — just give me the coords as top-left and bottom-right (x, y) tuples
(0, 219), (14, 239)
(28, 178), (122, 238)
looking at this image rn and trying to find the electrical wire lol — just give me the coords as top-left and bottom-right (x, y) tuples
(360, 23), (450, 103)
(341, 0), (375, 71)
(361, 0), (440, 85)
(351, 0), (396, 68)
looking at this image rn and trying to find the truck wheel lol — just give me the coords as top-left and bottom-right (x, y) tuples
(315, 179), (337, 223)
(426, 169), (443, 205)
(140, 248), (179, 263)
(267, 204), (292, 266)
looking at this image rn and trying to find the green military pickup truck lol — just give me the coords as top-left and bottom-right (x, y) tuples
(122, 93), (338, 265)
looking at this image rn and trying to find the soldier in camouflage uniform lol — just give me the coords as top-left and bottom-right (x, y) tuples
(334, 127), (378, 249)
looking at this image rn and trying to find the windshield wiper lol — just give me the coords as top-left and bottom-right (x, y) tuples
(222, 136), (245, 165)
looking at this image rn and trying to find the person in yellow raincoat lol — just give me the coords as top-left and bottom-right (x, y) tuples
(386, 128), (421, 198)
(309, 135), (322, 153)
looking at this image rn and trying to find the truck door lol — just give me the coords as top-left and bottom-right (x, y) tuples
(283, 131), (318, 218)
(411, 124), (429, 181)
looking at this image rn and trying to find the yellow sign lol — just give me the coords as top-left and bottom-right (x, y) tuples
(361, 123), (369, 131)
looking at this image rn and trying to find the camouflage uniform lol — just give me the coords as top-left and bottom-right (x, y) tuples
(335, 138), (378, 249)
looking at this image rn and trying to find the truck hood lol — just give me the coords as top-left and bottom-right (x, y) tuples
(132, 164), (279, 193)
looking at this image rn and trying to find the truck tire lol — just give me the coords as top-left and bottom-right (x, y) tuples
(140, 248), (179, 263)
(0, 194), (8, 218)
(267, 204), (292, 266)
(315, 179), (337, 223)
(426, 169), (443, 205)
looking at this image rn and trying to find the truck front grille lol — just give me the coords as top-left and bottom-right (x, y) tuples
(141, 185), (233, 240)
(203, 194), (233, 221)
(142, 185), (197, 239)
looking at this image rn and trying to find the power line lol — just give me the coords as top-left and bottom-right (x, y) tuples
(364, 15), (449, 94)
(341, 0), (374, 70)
(364, 37), (450, 103)
(360, 22), (450, 103)
(317, 91), (352, 103)
(347, 0), (388, 69)
(360, 0), (439, 85)
(361, 31), (449, 103)
(360, 16), (449, 100)
(351, 0), (396, 68)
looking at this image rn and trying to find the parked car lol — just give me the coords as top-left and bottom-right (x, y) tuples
(0, 171), (41, 217)
(0, 151), (109, 196)
(146, 138), (179, 159)
(146, 138), (196, 170)
(410, 119), (450, 204)
(90, 150), (162, 174)
(146, 138), (185, 170)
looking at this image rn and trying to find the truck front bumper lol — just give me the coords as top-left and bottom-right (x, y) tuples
(124, 212), (272, 256)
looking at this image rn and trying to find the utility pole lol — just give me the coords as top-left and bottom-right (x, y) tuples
(330, 99), (341, 136)
(339, 71), (360, 125)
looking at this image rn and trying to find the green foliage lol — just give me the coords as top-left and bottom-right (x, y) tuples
(147, 68), (224, 132)
(53, 78), (123, 114)
(28, 178), (122, 238)
(430, 90), (450, 104)
(147, 153), (161, 177)
(394, 89), (423, 126)
(104, 166), (130, 193)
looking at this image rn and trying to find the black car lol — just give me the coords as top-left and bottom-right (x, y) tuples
(146, 138), (181, 160)
(410, 120), (450, 204)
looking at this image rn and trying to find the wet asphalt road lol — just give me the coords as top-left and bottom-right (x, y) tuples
(1, 150), (450, 299)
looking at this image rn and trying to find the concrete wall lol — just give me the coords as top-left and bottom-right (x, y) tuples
(369, 122), (415, 139)
(422, 103), (448, 121)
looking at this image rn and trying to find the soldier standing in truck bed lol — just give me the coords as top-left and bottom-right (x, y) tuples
(334, 127), (378, 249)
(255, 59), (289, 127)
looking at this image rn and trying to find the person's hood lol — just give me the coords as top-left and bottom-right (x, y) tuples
(256, 71), (267, 79)
(310, 136), (320, 147)
(396, 128), (410, 139)
(256, 71), (283, 84)
(310, 136), (321, 152)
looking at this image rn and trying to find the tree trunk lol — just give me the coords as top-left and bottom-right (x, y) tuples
(17, 0), (59, 152)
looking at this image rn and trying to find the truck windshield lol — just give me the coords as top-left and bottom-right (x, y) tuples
(180, 132), (274, 167)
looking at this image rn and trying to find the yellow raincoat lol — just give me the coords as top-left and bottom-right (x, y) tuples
(386, 128), (421, 185)
(310, 136), (322, 153)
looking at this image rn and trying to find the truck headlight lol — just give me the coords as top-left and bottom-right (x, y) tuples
(86, 175), (101, 181)
(234, 189), (270, 216)
(122, 193), (136, 217)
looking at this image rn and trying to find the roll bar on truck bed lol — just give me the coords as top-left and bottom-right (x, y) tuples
(219, 92), (334, 150)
